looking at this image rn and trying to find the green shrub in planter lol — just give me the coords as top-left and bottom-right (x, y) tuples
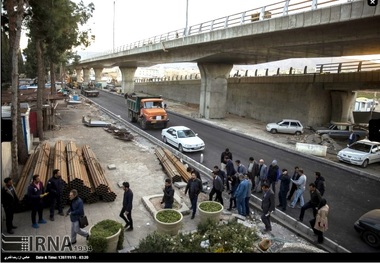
(88, 219), (124, 253)
(156, 209), (182, 223)
(199, 201), (223, 212)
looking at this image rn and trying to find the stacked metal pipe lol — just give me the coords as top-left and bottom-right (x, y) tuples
(154, 147), (182, 183)
(53, 140), (70, 205)
(33, 142), (51, 188)
(67, 141), (94, 202)
(15, 151), (38, 204)
(82, 144), (117, 202)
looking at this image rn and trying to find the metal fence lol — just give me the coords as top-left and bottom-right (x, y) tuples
(81, 0), (341, 60)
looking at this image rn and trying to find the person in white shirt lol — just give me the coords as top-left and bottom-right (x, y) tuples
(289, 168), (307, 208)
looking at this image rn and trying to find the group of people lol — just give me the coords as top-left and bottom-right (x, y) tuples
(211, 148), (330, 243)
(1, 170), (91, 245)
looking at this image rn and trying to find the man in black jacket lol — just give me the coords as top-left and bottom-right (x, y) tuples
(298, 183), (322, 222)
(47, 169), (64, 221)
(120, 182), (134, 231)
(185, 172), (203, 219)
(161, 178), (175, 208)
(1, 177), (19, 234)
(314, 172), (326, 196)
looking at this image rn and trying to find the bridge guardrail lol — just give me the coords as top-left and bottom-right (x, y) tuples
(81, 0), (341, 61)
(132, 60), (380, 83)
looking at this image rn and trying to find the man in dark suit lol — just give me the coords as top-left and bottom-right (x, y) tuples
(1, 177), (19, 234)
(261, 183), (275, 232)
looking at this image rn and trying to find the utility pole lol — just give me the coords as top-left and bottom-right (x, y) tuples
(113, 0), (115, 52)
(185, 0), (188, 36)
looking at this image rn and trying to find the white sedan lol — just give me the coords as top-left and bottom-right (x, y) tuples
(161, 126), (205, 152)
(337, 139), (380, 168)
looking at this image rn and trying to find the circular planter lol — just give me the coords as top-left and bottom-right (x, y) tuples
(154, 209), (183, 235)
(198, 201), (224, 223)
(89, 221), (123, 253)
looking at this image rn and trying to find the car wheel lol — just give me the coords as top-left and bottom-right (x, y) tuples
(163, 136), (167, 144)
(178, 144), (184, 153)
(361, 159), (369, 168)
(270, 129), (277, 134)
(295, 131), (302, 135)
(362, 230), (380, 248)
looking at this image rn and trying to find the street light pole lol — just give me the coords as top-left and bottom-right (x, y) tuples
(113, 0), (115, 52)
(185, 0), (188, 36)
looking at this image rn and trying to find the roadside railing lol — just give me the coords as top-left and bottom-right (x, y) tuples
(133, 60), (380, 82)
(81, 0), (341, 61)
(316, 60), (380, 73)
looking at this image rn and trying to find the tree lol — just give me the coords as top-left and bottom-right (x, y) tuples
(2, 0), (29, 181)
(25, 0), (94, 140)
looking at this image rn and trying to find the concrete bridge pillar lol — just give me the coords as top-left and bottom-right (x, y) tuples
(75, 68), (82, 82)
(119, 67), (137, 94)
(83, 68), (90, 83)
(93, 68), (103, 82)
(197, 63), (233, 119)
(330, 90), (356, 123)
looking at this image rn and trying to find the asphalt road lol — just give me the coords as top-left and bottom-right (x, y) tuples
(89, 90), (380, 253)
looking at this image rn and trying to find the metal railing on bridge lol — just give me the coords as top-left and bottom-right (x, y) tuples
(82, 0), (341, 60)
(133, 60), (380, 82)
(316, 60), (380, 73)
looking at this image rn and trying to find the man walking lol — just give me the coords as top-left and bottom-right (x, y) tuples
(209, 171), (224, 205)
(298, 183), (322, 222)
(253, 159), (267, 193)
(234, 173), (248, 216)
(267, 160), (280, 194)
(185, 171), (203, 219)
(1, 177), (19, 234)
(277, 169), (291, 212)
(47, 169), (64, 221)
(161, 178), (175, 209)
(287, 166), (300, 201)
(261, 183), (275, 232)
(120, 182), (134, 231)
(289, 169), (307, 208)
(66, 189), (89, 245)
(314, 172), (326, 196)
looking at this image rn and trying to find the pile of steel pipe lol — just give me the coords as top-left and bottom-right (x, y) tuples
(67, 141), (94, 202)
(15, 151), (38, 205)
(162, 148), (191, 183)
(82, 144), (117, 202)
(155, 147), (182, 182)
(53, 140), (70, 205)
(33, 142), (51, 188)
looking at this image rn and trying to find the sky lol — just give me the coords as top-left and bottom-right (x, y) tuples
(62, 0), (348, 54)
(20, 0), (378, 63)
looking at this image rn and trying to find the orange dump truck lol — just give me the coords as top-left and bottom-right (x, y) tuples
(126, 92), (169, 130)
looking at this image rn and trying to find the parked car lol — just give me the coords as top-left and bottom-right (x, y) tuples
(354, 209), (380, 248)
(161, 126), (205, 152)
(337, 139), (380, 168)
(315, 123), (368, 139)
(265, 119), (304, 135)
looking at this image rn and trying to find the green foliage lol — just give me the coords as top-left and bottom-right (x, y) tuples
(156, 210), (182, 223)
(199, 201), (223, 212)
(137, 219), (260, 253)
(88, 219), (123, 253)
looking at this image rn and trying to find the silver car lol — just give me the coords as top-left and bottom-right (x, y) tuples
(266, 119), (304, 135)
(337, 139), (380, 168)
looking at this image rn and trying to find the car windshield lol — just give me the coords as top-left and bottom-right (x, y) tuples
(177, 129), (195, 138)
(349, 143), (371, 153)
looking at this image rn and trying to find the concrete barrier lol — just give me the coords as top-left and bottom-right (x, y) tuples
(296, 143), (327, 157)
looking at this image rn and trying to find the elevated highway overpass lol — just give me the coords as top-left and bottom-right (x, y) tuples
(73, 0), (380, 125)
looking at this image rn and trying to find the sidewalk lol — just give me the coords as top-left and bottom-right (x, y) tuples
(2, 97), (328, 258)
